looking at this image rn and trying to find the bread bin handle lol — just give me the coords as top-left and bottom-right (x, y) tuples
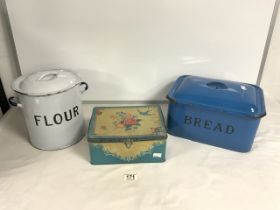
(206, 82), (228, 89)
(166, 75), (189, 103)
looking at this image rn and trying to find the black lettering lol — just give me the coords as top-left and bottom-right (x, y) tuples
(194, 118), (201, 127)
(204, 120), (212, 129)
(213, 123), (222, 132)
(226, 125), (235, 134)
(73, 106), (79, 117)
(184, 116), (192, 124)
(64, 110), (73, 121)
(53, 114), (63, 124)
(34, 115), (41, 126)
(44, 116), (53, 126)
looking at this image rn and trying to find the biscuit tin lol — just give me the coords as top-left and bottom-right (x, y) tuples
(87, 105), (167, 164)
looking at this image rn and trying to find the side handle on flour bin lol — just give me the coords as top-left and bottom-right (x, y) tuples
(79, 82), (88, 94)
(8, 97), (22, 108)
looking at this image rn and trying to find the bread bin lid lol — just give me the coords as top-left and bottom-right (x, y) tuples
(12, 69), (82, 96)
(167, 75), (266, 118)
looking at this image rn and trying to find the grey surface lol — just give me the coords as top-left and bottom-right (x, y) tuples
(257, 0), (280, 85)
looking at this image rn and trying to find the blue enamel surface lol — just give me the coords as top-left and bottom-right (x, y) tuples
(167, 75), (266, 152)
(167, 75), (266, 118)
(167, 103), (260, 152)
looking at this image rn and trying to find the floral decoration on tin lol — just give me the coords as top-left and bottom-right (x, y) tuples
(150, 127), (164, 135)
(112, 112), (141, 131)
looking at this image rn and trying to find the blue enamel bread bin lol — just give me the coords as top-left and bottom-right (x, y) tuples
(167, 75), (266, 152)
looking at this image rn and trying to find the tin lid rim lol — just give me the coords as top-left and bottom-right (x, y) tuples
(87, 135), (167, 143)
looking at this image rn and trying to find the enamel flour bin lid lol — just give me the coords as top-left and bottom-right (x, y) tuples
(10, 70), (88, 150)
(12, 70), (83, 96)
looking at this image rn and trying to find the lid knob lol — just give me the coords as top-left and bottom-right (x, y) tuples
(206, 82), (227, 89)
(38, 73), (58, 81)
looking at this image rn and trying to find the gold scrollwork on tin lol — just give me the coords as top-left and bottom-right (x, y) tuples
(93, 140), (165, 161)
(124, 138), (133, 149)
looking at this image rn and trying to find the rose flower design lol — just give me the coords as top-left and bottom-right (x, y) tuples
(113, 112), (141, 130)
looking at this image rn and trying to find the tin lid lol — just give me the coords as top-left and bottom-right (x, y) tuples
(87, 105), (167, 143)
(12, 69), (82, 96)
(167, 75), (266, 118)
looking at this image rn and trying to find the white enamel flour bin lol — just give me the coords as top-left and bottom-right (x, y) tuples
(9, 70), (88, 150)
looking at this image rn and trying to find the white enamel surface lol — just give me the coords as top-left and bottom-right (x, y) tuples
(6, 0), (276, 100)
(12, 69), (82, 96)
(17, 86), (85, 150)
